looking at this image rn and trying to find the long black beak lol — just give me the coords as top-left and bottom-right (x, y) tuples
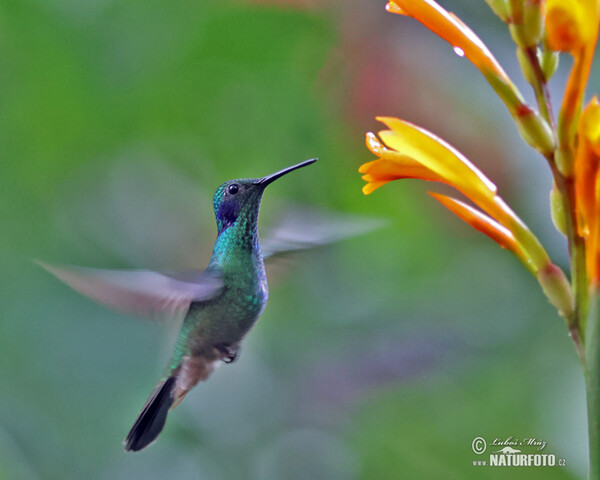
(254, 158), (317, 187)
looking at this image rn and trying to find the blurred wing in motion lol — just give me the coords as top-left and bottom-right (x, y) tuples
(260, 206), (386, 259)
(37, 261), (223, 319)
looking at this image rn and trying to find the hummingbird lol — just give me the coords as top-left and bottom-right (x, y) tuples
(40, 159), (319, 451)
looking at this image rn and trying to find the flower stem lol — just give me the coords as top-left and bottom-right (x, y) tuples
(585, 288), (600, 478)
(553, 163), (589, 338)
(522, 46), (555, 130)
(515, 42), (589, 356)
(518, 40), (589, 357)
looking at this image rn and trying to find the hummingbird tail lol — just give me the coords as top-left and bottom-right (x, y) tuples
(123, 376), (176, 452)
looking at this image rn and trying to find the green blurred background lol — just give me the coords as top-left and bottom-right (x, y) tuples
(0, 0), (596, 478)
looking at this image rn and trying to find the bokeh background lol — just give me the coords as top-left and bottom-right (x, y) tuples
(1, 0), (597, 478)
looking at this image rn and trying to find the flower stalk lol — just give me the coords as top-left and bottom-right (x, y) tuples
(517, 46), (555, 130)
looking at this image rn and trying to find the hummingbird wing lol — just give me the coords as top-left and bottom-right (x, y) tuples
(260, 206), (385, 259)
(37, 261), (223, 319)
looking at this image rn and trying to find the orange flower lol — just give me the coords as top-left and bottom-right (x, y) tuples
(362, 117), (503, 219)
(575, 97), (600, 282)
(545, 0), (599, 53)
(549, 0), (600, 164)
(386, 0), (510, 83)
(582, 97), (600, 155)
(360, 117), (552, 273)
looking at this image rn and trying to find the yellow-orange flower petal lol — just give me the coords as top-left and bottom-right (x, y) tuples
(386, 0), (511, 83)
(375, 117), (497, 206)
(360, 159), (440, 182)
(429, 192), (533, 272)
(362, 118), (516, 232)
(553, 1), (600, 171)
(360, 117), (553, 274)
(581, 96), (600, 155)
(575, 97), (600, 235)
(574, 97), (600, 282)
(545, 0), (600, 53)
(360, 132), (445, 194)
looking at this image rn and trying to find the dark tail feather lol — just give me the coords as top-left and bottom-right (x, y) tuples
(123, 376), (176, 452)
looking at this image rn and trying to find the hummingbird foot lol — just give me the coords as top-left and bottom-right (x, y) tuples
(215, 343), (240, 364)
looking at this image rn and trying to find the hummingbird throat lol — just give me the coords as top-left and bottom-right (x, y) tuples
(215, 195), (263, 249)
(216, 200), (241, 230)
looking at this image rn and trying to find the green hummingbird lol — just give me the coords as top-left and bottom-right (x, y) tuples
(40, 158), (382, 452)
(41, 159), (318, 451)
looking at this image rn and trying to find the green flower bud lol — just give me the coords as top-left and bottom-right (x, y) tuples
(516, 46), (536, 85)
(484, 0), (509, 22)
(540, 49), (560, 81)
(515, 106), (556, 155)
(508, 0), (543, 47)
(537, 263), (574, 318)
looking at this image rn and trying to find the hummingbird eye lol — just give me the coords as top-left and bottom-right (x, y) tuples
(228, 184), (239, 195)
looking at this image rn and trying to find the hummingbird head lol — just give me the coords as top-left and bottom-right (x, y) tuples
(213, 158), (317, 235)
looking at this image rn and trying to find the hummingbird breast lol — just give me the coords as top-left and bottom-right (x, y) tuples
(167, 254), (268, 401)
(167, 252), (268, 375)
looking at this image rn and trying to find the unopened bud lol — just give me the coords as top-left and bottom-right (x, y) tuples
(509, 0), (543, 47)
(484, 0), (509, 22)
(555, 148), (573, 177)
(523, 0), (544, 46)
(540, 49), (559, 81)
(516, 46), (536, 85)
(515, 106), (556, 155)
(537, 263), (574, 318)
